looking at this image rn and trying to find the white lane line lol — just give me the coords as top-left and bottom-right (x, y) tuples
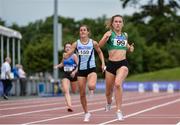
(0, 92), (167, 111)
(11, 124), (176, 125)
(0, 97), (62, 105)
(0, 93), (84, 106)
(99, 98), (180, 125)
(0, 96), (102, 111)
(0, 93), (106, 105)
(176, 121), (180, 125)
(0, 92), (154, 107)
(0, 102), (72, 111)
(21, 93), (179, 125)
(0, 93), (107, 108)
(132, 116), (180, 118)
(101, 124), (174, 125)
(0, 101), (102, 118)
(0, 92), (159, 113)
(0, 98), (64, 107)
(0, 93), (151, 118)
(0, 96), (81, 107)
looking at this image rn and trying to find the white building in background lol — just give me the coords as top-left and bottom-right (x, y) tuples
(0, 25), (22, 67)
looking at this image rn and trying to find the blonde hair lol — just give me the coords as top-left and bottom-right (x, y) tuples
(106, 15), (124, 30)
(5, 57), (11, 62)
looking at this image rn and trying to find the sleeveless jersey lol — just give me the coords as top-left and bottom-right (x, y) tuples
(76, 39), (96, 70)
(63, 54), (76, 72)
(106, 31), (128, 50)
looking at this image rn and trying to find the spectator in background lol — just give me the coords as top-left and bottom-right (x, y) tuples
(12, 64), (19, 79)
(12, 64), (20, 96)
(18, 64), (27, 96)
(1, 57), (13, 100)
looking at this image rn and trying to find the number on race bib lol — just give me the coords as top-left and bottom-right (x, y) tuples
(113, 38), (127, 47)
(78, 49), (91, 55)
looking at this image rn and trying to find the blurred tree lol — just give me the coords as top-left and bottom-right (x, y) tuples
(166, 40), (180, 66)
(143, 43), (178, 71)
(120, 0), (180, 71)
(0, 18), (5, 25)
(120, 0), (180, 15)
(120, 0), (180, 44)
(124, 22), (146, 74)
(5, 12), (179, 76)
(23, 35), (53, 73)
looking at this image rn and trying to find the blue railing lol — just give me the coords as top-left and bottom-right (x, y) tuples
(1, 79), (179, 97)
(96, 80), (180, 92)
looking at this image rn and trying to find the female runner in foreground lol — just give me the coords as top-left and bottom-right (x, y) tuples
(99, 15), (134, 120)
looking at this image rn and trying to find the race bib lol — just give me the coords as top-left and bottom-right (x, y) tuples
(64, 66), (74, 72)
(78, 49), (91, 55)
(113, 37), (127, 47)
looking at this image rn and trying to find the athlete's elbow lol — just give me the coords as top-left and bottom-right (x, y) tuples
(98, 43), (103, 48)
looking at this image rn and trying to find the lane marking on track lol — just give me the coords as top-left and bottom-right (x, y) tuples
(16, 124), (176, 125)
(0, 92), (157, 111)
(0, 102), (72, 111)
(0, 92), (157, 107)
(0, 97), (63, 105)
(0, 95), (104, 111)
(20, 93), (180, 125)
(176, 121), (180, 125)
(0, 92), (142, 107)
(0, 94), (98, 107)
(0, 94), (129, 111)
(130, 116), (180, 118)
(0, 94), (108, 111)
(99, 98), (180, 125)
(101, 124), (175, 125)
(0, 93), (105, 106)
(0, 92), (159, 114)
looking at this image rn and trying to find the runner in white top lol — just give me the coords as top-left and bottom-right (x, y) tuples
(64, 25), (105, 122)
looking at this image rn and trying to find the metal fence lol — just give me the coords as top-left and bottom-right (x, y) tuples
(9, 78), (54, 96)
(1, 78), (179, 97)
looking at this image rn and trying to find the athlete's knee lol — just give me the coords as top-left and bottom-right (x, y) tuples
(88, 84), (96, 90)
(80, 94), (86, 100)
(63, 89), (69, 94)
(106, 88), (113, 96)
(106, 92), (112, 98)
(114, 81), (122, 88)
(80, 91), (86, 98)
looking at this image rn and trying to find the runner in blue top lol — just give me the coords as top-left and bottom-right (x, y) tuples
(64, 25), (105, 122)
(54, 43), (78, 112)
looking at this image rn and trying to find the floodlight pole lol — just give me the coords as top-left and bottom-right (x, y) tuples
(53, 0), (59, 80)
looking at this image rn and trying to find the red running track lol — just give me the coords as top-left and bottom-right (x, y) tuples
(0, 92), (180, 125)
